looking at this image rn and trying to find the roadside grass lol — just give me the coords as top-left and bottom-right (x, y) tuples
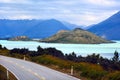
(31, 55), (106, 80)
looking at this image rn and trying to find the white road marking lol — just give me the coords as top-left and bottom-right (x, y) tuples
(3, 59), (46, 80)
(21, 66), (24, 68)
(15, 63), (18, 65)
(34, 72), (38, 76)
(28, 69), (32, 72)
(9, 61), (13, 63)
(41, 77), (46, 80)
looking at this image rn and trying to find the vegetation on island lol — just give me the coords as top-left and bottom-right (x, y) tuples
(0, 44), (120, 80)
(42, 28), (112, 44)
(9, 36), (31, 41)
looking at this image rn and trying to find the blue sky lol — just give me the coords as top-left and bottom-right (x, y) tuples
(0, 0), (120, 26)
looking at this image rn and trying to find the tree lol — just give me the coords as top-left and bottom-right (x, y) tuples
(0, 44), (2, 49)
(37, 46), (44, 55)
(3, 47), (7, 50)
(37, 46), (44, 52)
(65, 52), (77, 61)
(44, 47), (64, 58)
(112, 50), (119, 62)
(10, 48), (29, 55)
(85, 53), (101, 64)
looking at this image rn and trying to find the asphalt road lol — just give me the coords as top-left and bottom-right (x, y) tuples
(0, 55), (80, 80)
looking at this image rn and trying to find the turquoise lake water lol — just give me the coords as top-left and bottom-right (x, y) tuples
(0, 40), (120, 59)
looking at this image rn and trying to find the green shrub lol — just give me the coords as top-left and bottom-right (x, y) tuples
(78, 63), (107, 80)
(81, 69), (107, 80)
(103, 71), (120, 80)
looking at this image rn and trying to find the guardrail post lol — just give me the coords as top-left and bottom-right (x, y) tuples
(71, 66), (73, 75)
(24, 55), (25, 60)
(7, 69), (9, 80)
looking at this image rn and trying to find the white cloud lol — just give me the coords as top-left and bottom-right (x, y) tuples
(0, 0), (30, 3)
(0, 0), (12, 3)
(84, 15), (98, 22)
(87, 0), (116, 6)
(0, 0), (119, 25)
(9, 15), (34, 19)
(56, 10), (117, 26)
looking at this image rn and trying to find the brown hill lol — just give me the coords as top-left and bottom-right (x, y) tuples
(42, 28), (111, 44)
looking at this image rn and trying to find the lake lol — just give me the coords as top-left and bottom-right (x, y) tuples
(0, 40), (120, 59)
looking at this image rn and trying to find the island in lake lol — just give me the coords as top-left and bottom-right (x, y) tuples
(42, 28), (112, 44)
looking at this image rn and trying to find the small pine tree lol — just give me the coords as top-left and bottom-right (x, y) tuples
(112, 50), (119, 62)
(37, 46), (44, 55)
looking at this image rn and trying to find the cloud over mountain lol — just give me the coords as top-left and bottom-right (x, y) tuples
(0, 0), (119, 25)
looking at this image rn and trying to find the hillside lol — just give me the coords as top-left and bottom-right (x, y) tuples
(42, 28), (111, 44)
(88, 11), (120, 40)
(24, 19), (70, 38)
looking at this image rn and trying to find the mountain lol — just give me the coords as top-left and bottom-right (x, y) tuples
(88, 11), (120, 40)
(0, 19), (70, 39)
(62, 21), (85, 30)
(24, 19), (70, 38)
(0, 19), (43, 38)
(42, 28), (111, 44)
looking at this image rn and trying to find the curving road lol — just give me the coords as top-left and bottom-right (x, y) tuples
(0, 55), (80, 80)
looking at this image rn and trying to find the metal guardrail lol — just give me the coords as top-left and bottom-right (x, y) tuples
(0, 64), (18, 80)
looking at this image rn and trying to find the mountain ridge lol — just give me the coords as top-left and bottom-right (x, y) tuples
(88, 11), (120, 40)
(0, 19), (70, 38)
(24, 19), (70, 38)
